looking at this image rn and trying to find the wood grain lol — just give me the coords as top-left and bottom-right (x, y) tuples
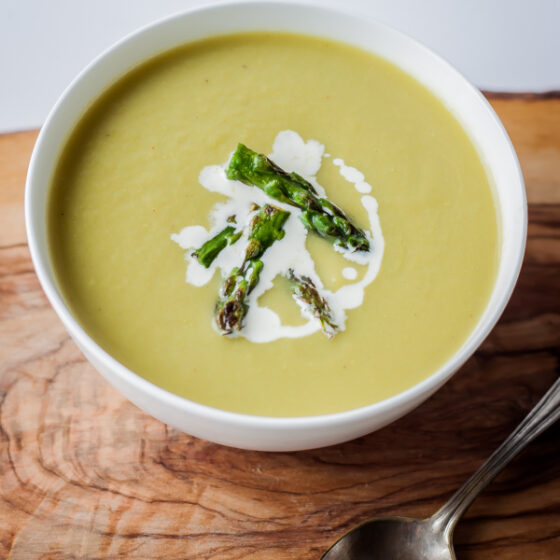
(1, 97), (559, 559)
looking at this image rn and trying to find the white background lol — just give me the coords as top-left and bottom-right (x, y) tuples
(1, 0), (559, 133)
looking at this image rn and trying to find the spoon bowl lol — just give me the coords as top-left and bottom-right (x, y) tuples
(322, 517), (453, 560)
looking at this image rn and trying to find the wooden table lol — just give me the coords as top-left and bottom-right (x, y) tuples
(1, 96), (559, 559)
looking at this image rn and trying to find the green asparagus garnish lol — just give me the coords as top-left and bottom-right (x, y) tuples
(226, 143), (370, 253)
(192, 225), (242, 268)
(288, 269), (338, 338)
(215, 204), (290, 335)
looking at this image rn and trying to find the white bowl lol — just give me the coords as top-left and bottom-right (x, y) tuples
(25, 1), (526, 451)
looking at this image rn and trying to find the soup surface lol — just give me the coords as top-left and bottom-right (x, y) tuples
(49, 33), (498, 416)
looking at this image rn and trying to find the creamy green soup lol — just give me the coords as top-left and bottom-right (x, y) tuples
(49, 33), (498, 417)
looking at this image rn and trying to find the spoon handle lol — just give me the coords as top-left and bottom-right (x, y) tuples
(432, 375), (560, 537)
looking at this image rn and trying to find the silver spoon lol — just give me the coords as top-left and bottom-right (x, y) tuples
(321, 376), (560, 560)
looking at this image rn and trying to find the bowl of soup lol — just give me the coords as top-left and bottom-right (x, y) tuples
(25, 1), (526, 451)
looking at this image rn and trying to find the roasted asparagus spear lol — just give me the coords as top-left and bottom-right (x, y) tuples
(215, 204), (290, 334)
(192, 225), (242, 268)
(288, 269), (338, 338)
(226, 143), (370, 252)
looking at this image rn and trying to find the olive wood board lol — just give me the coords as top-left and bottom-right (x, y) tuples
(1, 96), (559, 559)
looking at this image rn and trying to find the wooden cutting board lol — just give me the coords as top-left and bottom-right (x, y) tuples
(1, 96), (559, 559)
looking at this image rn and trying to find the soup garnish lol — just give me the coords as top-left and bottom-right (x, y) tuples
(226, 143), (371, 252)
(172, 130), (384, 343)
(215, 203), (290, 335)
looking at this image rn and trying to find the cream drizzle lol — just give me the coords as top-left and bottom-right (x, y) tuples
(342, 267), (358, 280)
(171, 130), (384, 342)
(333, 157), (373, 194)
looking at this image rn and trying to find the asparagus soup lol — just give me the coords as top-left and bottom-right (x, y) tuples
(48, 33), (498, 417)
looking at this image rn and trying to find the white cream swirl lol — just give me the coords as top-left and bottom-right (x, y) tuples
(171, 130), (384, 342)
